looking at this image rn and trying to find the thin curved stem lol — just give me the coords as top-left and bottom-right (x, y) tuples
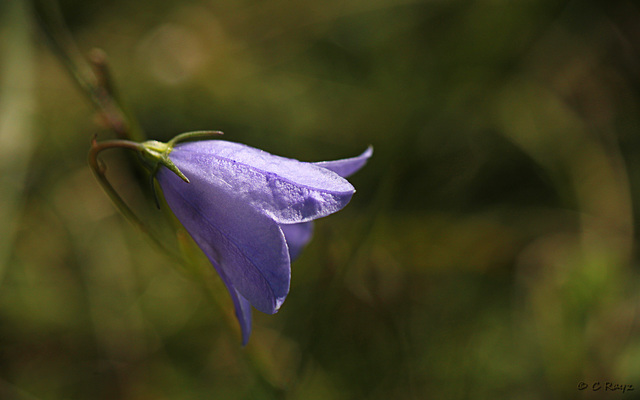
(88, 137), (182, 262)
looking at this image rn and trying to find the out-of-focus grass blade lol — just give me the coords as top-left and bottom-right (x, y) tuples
(0, 0), (36, 285)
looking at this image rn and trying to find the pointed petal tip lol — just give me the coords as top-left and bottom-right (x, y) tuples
(241, 331), (250, 346)
(313, 146), (373, 178)
(262, 291), (288, 315)
(274, 295), (287, 313)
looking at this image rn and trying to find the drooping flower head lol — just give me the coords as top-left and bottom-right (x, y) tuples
(145, 135), (371, 344)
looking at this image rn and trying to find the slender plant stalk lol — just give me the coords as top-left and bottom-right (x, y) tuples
(32, 0), (143, 141)
(36, 0), (272, 356)
(88, 137), (182, 262)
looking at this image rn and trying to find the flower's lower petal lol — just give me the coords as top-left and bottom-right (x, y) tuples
(215, 267), (253, 346)
(158, 167), (290, 315)
(169, 141), (355, 224)
(313, 146), (373, 178)
(280, 222), (314, 260)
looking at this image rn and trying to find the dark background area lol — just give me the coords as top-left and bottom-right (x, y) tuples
(2, 0), (640, 398)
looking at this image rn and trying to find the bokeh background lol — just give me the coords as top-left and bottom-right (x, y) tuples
(2, 0), (640, 398)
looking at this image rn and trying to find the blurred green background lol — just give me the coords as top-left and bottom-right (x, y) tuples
(2, 0), (640, 398)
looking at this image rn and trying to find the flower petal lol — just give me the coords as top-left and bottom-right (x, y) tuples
(314, 146), (373, 178)
(215, 265), (253, 346)
(157, 165), (290, 315)
(169, 140), (355, 224)
(280, 221), (314, 260)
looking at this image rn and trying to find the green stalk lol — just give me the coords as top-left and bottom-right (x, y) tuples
(87, 138), (181, 261)
(32, 0), (144, 141)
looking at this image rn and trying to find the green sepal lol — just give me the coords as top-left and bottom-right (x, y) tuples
(140, 130), (223, 184)
(140, 140), (189, 183)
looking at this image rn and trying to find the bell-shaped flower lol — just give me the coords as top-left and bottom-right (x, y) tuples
(152, 138), (371, 344)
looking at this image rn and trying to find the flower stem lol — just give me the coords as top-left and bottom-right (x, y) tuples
(88, 137), (181, 261)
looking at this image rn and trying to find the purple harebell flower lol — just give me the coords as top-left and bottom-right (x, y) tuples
(154, 139), (371, 344)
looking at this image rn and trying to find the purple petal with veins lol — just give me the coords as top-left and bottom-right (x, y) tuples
(156, 140), (371, 344)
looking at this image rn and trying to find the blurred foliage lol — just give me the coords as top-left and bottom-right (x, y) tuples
(2, 0), (640, 398)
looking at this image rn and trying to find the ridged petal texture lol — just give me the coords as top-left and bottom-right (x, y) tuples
(156, 140), (371, 344)
(168, 140), (356, 223)
(279, 146), (374, 259)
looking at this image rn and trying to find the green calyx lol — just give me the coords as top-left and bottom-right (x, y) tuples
(89, 130), (223, 211)
(140, 139), (189, 183)
(139, 130), (224, 183)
